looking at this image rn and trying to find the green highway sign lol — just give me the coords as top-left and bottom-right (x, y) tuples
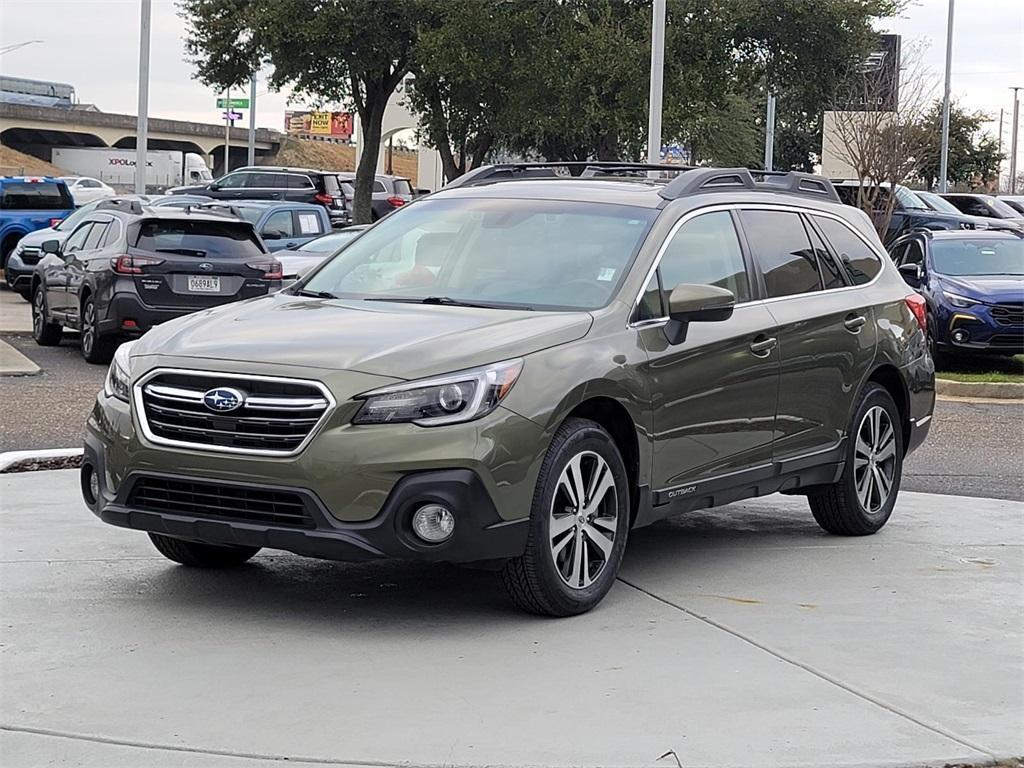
(216, 97), (250, 109)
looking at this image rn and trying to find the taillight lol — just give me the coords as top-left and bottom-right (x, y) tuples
(49, 217), (63, 228)
(313, 192), (332, 205)
(387, 196), (406, 208)
(904, 293), (927, 331)
(111, 254), (164, 274)
(247, 258), (283, 280)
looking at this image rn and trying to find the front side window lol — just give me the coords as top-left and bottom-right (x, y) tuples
(930, 238), (1023, 276)
(658, 211), (750, 302)
(740, 210), (821, 298)
(63, 223), (93, 253)
(262, 210), (294, 237)
(901, 240), (925, 267)
(814, 216), (882, 285)
(216, 173), (248, 189)
(302, 199), (656, 310)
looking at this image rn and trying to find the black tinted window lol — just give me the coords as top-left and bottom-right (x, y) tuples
(814, 216), (882, 285)
(134, 220), (265, 257)
(659, 211), (750, 302)
(1, 181), (73, 210)
(83, 221), (109, 250)
(741, 210), (820, 298)
(246, 173), (279, 188)
(286, 174), (313, 189)
(805, 218), (845, 289)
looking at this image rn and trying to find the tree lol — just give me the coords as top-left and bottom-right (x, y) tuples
(179, 0), (421, 223)
(915, 101), (1004, 190)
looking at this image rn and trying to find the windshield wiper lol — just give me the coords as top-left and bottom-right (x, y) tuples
(364, 295), (531, 310)
(296, 289), (339, 299)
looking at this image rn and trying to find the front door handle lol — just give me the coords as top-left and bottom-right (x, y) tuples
(844, 314), (867, 332)
(749, 335), (777, 357)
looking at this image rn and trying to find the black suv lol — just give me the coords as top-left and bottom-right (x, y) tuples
(831, 181), (1017, 244)
(30, 199), (282, 363)
(169, 166), (348, 228)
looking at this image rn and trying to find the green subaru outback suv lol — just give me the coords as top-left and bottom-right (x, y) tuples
(83, 163), (935, 616)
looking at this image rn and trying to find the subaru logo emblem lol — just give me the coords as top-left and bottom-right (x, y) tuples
(203, 387), (244, 412)
(198, 262), (214, 272)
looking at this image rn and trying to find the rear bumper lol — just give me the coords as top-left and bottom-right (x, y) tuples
(82, 436), (528, 563)
(101, 285), (281, 335)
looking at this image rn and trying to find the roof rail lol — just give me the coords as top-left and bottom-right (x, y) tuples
(753, 171), (841, 202)
(96, 198), (145, 215)
(658, 168), (840, 203)
(444, 161), (690, 189)
(194, 202), (245, 219)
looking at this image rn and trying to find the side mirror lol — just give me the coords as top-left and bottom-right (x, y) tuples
(898, 263), (922, 282)
(41, 239), (61, 255)
(416, 188), (431, 196)
(261, 229), (284, 240)
(664, 283), (735, 345)
(208, 183), (221, 191)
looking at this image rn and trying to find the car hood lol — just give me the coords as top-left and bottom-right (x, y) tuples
(130, 292), (594, 380)
(16, 226), (66, 248)
(166, 185), (209, 195)
(938, 275), (1024, 302)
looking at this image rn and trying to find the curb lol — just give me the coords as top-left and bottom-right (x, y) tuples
(0, 338), (40, 376)
(936, 377), (1024, 400)
(0, 448), (83, 473)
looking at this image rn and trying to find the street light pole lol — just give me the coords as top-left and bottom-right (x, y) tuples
(1010, 87), (1021, 194)
(134, 0), (151, 195)
(223, 86), (231, 175)
(938, 0), (954, 193)
(247, 74), (257, 167)
(646, 0), (666, 165)
(764, 93), (776, 172)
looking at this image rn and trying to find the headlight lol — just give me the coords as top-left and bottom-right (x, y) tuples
(104, 341), (136, 401)
(353, 359), (523, 426)
(942, 291), (980, 309)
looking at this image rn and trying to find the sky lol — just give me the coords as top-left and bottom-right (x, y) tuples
(1, 0), (1022, 162)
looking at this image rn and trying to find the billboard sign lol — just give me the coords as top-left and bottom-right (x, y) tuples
(836, 34), (901, 112)
(284, 110), (353, 139)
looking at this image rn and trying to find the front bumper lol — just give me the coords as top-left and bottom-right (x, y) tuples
(940, 310), (1024, 355)
(3, 251), (35, 292)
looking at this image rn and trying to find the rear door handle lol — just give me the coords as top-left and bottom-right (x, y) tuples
(844, 314), (867, 332)
(749, 336), (777, 357)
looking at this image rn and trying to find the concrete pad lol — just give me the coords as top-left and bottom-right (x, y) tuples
(0, 287), (32, 334)
(0, 338), (39, 376)
(1, 470), (1020, 767)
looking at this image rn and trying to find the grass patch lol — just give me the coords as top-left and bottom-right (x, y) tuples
(937, 354), (1024, 383)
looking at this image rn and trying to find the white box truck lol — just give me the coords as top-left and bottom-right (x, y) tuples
(50, 148), (213, 192)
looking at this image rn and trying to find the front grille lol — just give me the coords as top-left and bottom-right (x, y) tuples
(19, 246), (40, 265)
(129, 476), (314, 528)
(138, 371), (332, 455)
(990, 303), (1023, 326)
(987, 332), (1024, 348)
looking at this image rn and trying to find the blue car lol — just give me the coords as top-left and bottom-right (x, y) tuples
(1, 176), (75, 291)
(199, 201), (331, 252)
(888, 229), (1024, 360)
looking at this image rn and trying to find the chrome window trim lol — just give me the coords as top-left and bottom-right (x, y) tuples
(132, 367), (337, 458)
(626, 202), (886, 329)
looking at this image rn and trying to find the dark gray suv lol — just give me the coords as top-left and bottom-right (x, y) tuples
(82, 163), (935, 616)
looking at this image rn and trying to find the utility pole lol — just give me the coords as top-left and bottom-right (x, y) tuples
(134, 0), (151, 195)
(223, 86), (231, 175)
(764, 93), (776, 172)
(1010, 87), (1021, 194)
(938, 0), (954, 193)
(646, 0), (666, 165)
(997, 108), (1003, 193)
(247, 74), (257, 167)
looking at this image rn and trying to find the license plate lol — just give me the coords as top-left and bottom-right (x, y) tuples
(187, 275), (220, 292)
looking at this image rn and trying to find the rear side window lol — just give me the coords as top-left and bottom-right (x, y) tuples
(393, 179), (412, 196)
(322, 175), (342, 195)
(740, 210), (820, 298)
(813, 216), (882, 285)
(83, 221), (109, 250)
(659, 211), (751, 302)
(1, 181), (73, 210)
(286, 174), (314, 189)
(246, 173), (280, 188)
(134, 219), (266, 258)
(372, 181), (386, 193)
(805, 218), (846, 289)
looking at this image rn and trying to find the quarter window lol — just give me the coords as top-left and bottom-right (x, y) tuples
(805, 218), (846, 289)
(658, 211), (750, 303)
(813, 216), (883, 285)
(740, 210), (820, 298)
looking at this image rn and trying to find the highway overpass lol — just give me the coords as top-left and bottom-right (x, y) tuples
(0, 103), (283, 174)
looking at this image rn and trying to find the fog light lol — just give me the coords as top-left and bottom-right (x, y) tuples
(411, 504), (455, 543)
(951, 329), (970, 344)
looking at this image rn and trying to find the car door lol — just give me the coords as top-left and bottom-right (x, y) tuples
(208, 172), (249, 199)
(258, 209), (296, 251)
(635, 209), (781, 493)
(47, 221), (93, 316)
(242, 172), (286, 201)
(738, 208), (878, 464)
(64, 216), (113, 322)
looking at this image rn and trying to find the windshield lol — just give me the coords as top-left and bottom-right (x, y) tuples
(916, 191), (961, 214)
(55, 200), (101, 231)
(297, 230), (362, 253)
(300, 198), (657, 310)
(931, 238), (1024, 276)
(982, 197), (1022, 218)
(894, 186), (929, 210)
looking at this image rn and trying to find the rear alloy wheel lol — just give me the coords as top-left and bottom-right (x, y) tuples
(808, 383), (903, 536)
(500, 417), (629, 616)
(80, 297), (118, 364)
(149, 533), (261, 568)
(32, 284), (63, 346)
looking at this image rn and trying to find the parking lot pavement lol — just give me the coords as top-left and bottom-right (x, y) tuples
(1, 470), (1019, 767)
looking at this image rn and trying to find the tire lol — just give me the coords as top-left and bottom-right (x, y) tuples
(148, 533), (260, 568)
(80, 296), (118, 364)
(808, 383), (903, 536)
(500, 417), (630, 616)
(31, 283), (63, 346)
